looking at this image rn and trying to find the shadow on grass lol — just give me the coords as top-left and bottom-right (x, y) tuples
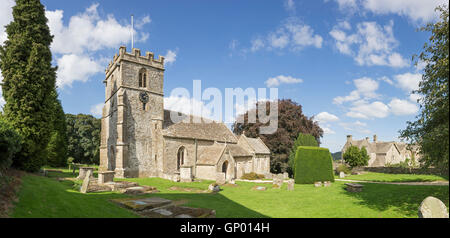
(343, 183), (449, 217)
(11, 174), (268, 218)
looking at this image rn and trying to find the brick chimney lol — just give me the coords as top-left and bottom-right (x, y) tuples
(347, 135), (352, 143)
(373, 135), (377, 142)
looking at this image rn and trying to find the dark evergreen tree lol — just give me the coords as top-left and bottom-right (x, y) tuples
(287, 133), (319, 176)
(0, 0), (57, 172)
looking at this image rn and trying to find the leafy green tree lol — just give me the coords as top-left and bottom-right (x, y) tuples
(0, 116), (22, 171)
(287, 133), (319, 176)
(0, 0), (57, 172)
(400, 5), (449, 172)
(46, 91), (68, 167)
(66, 114), (101, 165)
(359, 146), (370, 167)
(343, 146), (368, 168)
(233, 99), (323, 174)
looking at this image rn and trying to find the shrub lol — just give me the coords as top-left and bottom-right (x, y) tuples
(336, 164), (351, 175)
(0, 117), (22, 171)
(294, 146), (334, 184)
(241, 172), (265, 180)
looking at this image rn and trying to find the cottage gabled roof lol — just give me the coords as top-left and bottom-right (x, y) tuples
(162, 110), (238, 143)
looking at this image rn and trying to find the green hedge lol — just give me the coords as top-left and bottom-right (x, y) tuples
(294, 146), (335, 184)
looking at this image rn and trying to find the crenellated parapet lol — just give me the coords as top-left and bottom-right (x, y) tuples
(105, 46), (165, 76)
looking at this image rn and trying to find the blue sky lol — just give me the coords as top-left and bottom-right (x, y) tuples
(0, 0), (447, 152)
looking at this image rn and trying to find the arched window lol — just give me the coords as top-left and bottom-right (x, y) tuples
(138, 69), (147, 88)
(177, 147), (186, 171)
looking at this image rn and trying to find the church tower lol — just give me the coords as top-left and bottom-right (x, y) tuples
(99, 46), (165, 178)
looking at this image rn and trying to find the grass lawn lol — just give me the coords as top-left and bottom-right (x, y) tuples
(9, 169), (449, 218)
(339, 172), (449, 183)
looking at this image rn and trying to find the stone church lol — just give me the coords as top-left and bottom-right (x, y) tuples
(99, 46), (271, 182)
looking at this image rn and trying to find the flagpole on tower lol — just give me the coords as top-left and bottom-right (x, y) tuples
(131, 14), (134, 49)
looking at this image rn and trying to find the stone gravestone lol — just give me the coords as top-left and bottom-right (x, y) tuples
(277, 173), (284, 180)
(287, 179), (295, 191)
(323, 181), (331, 187)
(314, 181), (322, 187)
(273, 178), (283, 188)
(208, 184), (220, 192)
(418, 196), (449, 218)
(264, 172), (273, 180)
(78, 167), (95, 180)
(339, 172), (345, 178)
(180, 166), (192, 182)
(98, 171), (115, 184)
(216, 172), (226, 185)
(80, 170), (92, 194)
(283, 172), (289, 180)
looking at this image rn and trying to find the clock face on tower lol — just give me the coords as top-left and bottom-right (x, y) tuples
(139, 92), (149, 103)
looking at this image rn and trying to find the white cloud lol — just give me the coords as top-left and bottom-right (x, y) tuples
(284, 0), (296, 13)
(46, 4), (150, 55)
(330, 21), (409, 68)
(322, 126), (336, 135)
(246, 17), (323, 53)
(333, 77), (378, 104)
(265, 75), (303, 87)
(56, 54), (102, 88)
(0, 0), (14, 45)
(378, 76), (394, 85)
(394, 72), (422, 93)
(388, 98), (419, 116)
(346, 100), (390, 119)
(315, 112), (339, 123)
(90, 103), (104, 117)
(409, 93), (422, 103)
(339, 120), (371, 134)
(332, 0), (446, 23)
(42, 3), (151, 88)
(362, 0), (447, 23)
(164, 49), (177, 65)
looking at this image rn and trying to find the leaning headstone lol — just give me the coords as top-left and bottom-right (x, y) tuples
(80, 170), (92, 193)
(314, 181), (322, 187)
(339, 172), (345, 178)
(418, 196), (449, 218)
(216, 172), (226, 185)
(287, 179), (295, 191)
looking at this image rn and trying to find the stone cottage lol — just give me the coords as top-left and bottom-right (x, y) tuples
(99, 46), (271, 181)
(341, 135), (421, 167)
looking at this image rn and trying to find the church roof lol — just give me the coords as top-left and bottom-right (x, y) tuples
(196, 144), (226, 165)
(226, 144), (253, 157)
(245, 137), (271, 155)
(162, 110), (238, 143)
